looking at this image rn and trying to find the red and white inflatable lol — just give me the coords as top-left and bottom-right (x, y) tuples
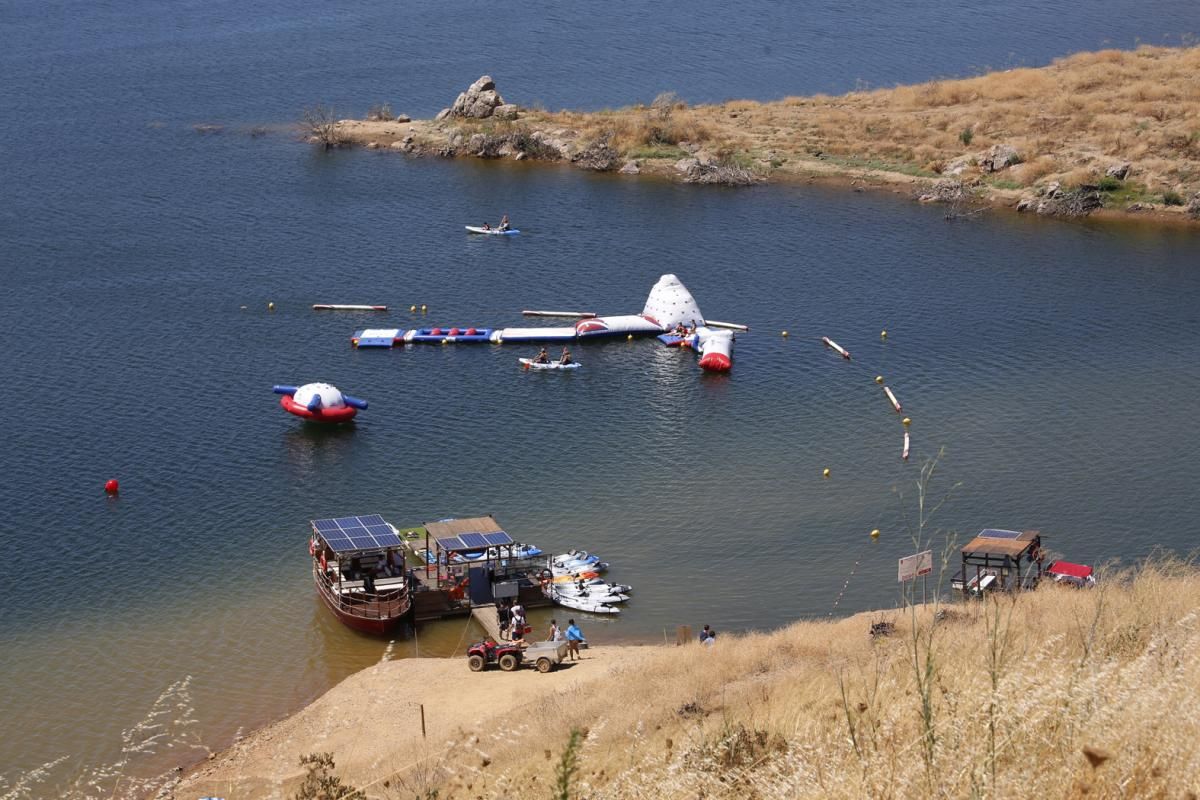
(272, 383), (367, 423)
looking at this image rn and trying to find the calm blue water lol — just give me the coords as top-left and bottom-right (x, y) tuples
(2, 0), (1198, 784)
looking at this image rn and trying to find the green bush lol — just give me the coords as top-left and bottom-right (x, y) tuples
(1162, 189), (1185, 206)
(959, 127), (974, 146)
(1098, 176), (1124, 192)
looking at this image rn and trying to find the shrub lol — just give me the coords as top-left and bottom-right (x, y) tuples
(1162, 189), (1185, 205)
(366, 103), (395, 122)
(959, 126), (974, 146)
(1098, 176), (1124, 192)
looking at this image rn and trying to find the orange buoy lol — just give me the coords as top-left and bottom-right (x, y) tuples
(822, 336), (851, 360)
(104, 479), (119, 494)
(884, 386), (902, 413)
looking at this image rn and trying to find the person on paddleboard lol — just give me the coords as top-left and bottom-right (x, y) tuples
(499, 214), (510, 232)
(559, 347), (573, 365)
(532, 347), (550, 364)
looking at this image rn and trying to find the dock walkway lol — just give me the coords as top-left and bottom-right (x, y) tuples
(471, 605), (502, 640)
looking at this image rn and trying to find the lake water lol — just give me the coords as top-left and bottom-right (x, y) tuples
(2, 0), (1198, 787)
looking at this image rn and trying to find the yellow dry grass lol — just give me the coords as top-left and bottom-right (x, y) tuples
(522, 45), (1200, 198)
(404, 560), (1200, 799)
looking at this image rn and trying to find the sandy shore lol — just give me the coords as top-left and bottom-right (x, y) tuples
(174, 644), (657, 799)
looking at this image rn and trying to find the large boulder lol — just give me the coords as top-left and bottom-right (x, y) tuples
(494, 103), (519, 121)
(447, 75), (509, 119)
(981, 144), (1020, 173)
(1106, 161), (1132, 180)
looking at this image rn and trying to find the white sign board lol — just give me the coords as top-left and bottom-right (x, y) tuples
(898, 550), (934, 582)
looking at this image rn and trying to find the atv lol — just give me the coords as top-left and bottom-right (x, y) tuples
(466, 639), (524, 672)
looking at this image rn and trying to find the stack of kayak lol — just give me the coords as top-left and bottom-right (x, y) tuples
(541, 550), (632, 614)
(449, 542), (543, 564)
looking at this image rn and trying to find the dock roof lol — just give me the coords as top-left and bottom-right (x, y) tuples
(424, 515), (515, 553)
(961, 528), (1040, 557)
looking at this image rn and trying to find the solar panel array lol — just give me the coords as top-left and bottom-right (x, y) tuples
(435, 530), (514, 552)
(978, 529), (1022, 540)
(312, 515), (404, 553)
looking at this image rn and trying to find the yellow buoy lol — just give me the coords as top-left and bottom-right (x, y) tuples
(410, 304), (417, 312)
(870, 529), (880, 539)
(822, 468), (831, 478)
(267, 301), (275, 311)
(420, 304), (427, 312)
(874, 375), (883, 384)
(781, 330), (789, 337)
(880, 330), (888, 339)
(902, 417), (912, 427)
(627, 334), (633, 341)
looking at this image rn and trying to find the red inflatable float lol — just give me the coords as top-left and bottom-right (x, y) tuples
(272, 383), (367, 423)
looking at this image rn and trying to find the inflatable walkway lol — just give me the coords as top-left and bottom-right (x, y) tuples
(350, 275), (741, 371)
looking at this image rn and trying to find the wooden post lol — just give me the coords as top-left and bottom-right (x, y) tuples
(420, 703), (426, 739)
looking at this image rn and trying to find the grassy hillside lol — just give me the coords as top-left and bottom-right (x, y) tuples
(405, 561), (1199, 799)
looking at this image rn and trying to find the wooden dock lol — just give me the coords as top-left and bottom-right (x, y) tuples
(470, 605), (503, 640)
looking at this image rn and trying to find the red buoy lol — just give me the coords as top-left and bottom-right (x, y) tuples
(105, 479), (120, 494)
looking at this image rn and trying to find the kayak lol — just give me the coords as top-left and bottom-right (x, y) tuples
(554, 550), (601, 565)
(519, 358), (581, 371)
(465, 226), (520, 235)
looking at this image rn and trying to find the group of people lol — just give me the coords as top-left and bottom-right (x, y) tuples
(480, 214), (511, 232)
(497, 598), (527, 641)
(699, 624), (716, 645)
(671, 320), (698, 338)
(531, 346), (572, 365)
(338, 551), (406, 593)
(548, 618), (586, 660)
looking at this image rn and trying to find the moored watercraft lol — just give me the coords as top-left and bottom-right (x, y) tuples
(309, 515), (411, 635)
(543, 585), (621, 614)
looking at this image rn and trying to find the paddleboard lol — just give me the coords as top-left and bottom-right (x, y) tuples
(465, 226), (520, 235)
(519, 358), (581, 370)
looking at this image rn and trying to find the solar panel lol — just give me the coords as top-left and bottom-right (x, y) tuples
(311, 515), (403, 553)
(460, 532), (488, 549)
(483, 531), (513, 546)
(436, 536), (464, 551)
(978, 529), (1022, 539)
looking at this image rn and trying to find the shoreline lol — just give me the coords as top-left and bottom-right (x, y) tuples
(321, 45), (1200, 228)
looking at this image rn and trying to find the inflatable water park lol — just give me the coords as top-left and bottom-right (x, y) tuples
(349, 274), (745, 372)
(273, 382), (367, 423)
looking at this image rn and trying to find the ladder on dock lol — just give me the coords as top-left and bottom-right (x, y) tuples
(471, 605), (502, 640)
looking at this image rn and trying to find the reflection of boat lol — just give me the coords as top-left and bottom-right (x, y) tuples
(543, 585), (620, 614)
(309, 515), (411, 635)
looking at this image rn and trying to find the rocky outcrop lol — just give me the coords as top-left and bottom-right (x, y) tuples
(572, 135), (621, 171)
(1106, 161), (1132, 180)
(673, 152), (761, 185)
(619, 160), (641, 174)
(1026, 182), (1103, 217)
(1188, 192), (1200, 219)
(494, 103), (519, 121)
(445, 75), (512, 120)
(981, 144), (1020, 172)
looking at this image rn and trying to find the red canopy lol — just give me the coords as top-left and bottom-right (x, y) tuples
(1047, 560), (1093, 579)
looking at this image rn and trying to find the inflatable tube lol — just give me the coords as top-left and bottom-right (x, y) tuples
(343, 395), (369, 410)
(279, 395), (357, 422)
(272, 385), (299, 395)
(696, 328), (734, 372)
(575, 314), (664, 338)
(884, 386), (902, 413)
(822, 336), (851, 359)
(313, 304), (387, 311)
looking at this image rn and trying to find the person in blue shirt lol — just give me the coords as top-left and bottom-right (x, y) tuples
(565, 619), (585, 660)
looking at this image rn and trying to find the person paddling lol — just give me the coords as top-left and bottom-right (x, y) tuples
(499, 214), (510, 232)
(532, 347), (550, 364)
(559, 347), (573, 365)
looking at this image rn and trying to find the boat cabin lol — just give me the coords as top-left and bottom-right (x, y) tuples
(309, 514), (412, 635)
(952, 529), (1045, 596)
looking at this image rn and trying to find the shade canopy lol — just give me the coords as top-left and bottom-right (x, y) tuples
(425, 516), (514, 553)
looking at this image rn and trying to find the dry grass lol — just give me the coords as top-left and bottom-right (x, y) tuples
(518, 45), (1200, 202)
(397, 560), (1200, 799)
